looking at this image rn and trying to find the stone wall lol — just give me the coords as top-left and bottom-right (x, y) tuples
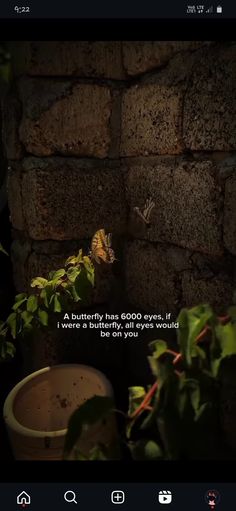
(3, 41), (236, 376)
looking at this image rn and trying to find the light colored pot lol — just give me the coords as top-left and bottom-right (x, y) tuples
(3, 364), (116, 460)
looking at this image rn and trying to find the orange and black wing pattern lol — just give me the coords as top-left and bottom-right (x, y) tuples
(90, 229), (115, 264)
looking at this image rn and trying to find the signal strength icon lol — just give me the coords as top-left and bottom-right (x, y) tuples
(206, 6), (213, 12)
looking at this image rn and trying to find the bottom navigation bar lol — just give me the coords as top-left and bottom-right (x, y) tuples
(0, 483), (234, 510)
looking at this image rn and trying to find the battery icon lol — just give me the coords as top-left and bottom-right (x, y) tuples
(217, 5), (222, 13)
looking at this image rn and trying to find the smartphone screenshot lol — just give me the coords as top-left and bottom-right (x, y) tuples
(0, 1), (235, 509)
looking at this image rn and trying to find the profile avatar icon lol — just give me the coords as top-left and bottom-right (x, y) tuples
(205, 490), (220, 509)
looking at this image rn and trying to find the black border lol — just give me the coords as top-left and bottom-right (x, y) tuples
(0, 19), (235, 39)
(1, 460), (236, 482)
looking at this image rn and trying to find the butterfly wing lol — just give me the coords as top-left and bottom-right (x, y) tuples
(91, 229), (115, 264)
(105, 233), (115, 263)
(91, 229), (105, 264)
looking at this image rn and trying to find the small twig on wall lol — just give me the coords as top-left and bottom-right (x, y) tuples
(134, 197), (155, 225)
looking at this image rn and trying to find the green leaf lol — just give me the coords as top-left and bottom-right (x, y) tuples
(12, 297), (27, 310)
(0, 341), (6, 360)
(26, 295), (38, 313)
(65, 255), (79, 267)
(77, 250), (84, 263)
(72, 444), (110, 461)
(49, 293), (55, 305)
(148, 340), (169, 378)
(38, 308), (48, 326)
(191, 344), (206, 361)
(49, 269), (66, 281)
(126, 387), (147, 439)
(128, 386), (146, 416)
(0, 323), (8, 336)
(87, 445), (109, 461)
(21, 310), (34, 326)
(5, 341), (16, 358)
(66, 266), (81, 283)
(82, 256), (95, 286)
(178, 378), (200, 418)
(0, 243), (8, 256)
(211, 322), (236, 376)
(31, 277), (48, 289)
(40, 288), (47, 307)
(0, 326), (15, 359)
(65, 250), (84, 268)
(69, 284), (81, 303)
(15, 293), (27, 302)
(0, 340), (9, 359)
(40, 288), (51, 308)
(53, 293), (62, 313)
(149, 339), (168, 357)
(216, 322), (236, 355)
(75, 264), (93, 300)
(194, 402), (209, 422)
(71, 449), (88, 460)
(74, 266), (93, 302)
(177, 304), (214, 366)
(64, 396), (114, 457)
(129, 439), (163, 460)
(7, 312), (17, 339)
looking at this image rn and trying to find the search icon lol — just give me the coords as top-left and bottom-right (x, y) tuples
(64, 491), (78, 504)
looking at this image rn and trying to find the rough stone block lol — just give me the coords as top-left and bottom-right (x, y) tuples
(11, 239), (32, 292)
(181, 271), (233, 313)
(121, 84), (183, 156)
(12, 41), (125, 79)
(224, 170), (236, 255)
(123, 41), (212, 76)
(2, 92), (24, 160)
(120, 53), (197, 156)
(15, 157), (126, 240)
(125, 157), (223, 256)
(125, 240), (179, 315)
(125, 240), (233, 316)
(18, 79), (112, 158)
(7, 169), (25, 231)
(183, 44), (236, 150)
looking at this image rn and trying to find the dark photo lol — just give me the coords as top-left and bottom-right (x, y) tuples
(0, 40), (236, 462)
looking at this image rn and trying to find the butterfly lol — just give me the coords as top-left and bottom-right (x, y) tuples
(90, 229), (116, 264)
(134, 197), (155, 225)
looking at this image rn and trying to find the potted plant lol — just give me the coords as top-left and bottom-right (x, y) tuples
(3, 364), (116, 460)
(2, 230), (118, 460)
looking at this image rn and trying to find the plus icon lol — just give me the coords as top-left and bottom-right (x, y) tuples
(111, 491), (125, 504)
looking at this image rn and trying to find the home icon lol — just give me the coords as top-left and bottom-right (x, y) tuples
(17, 491), (31, 507)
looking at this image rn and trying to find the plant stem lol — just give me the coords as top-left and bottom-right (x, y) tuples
(128, 313), (231, 422)
(129, 382), (158, 419)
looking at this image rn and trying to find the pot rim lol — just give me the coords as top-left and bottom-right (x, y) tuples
(3, 364), (113, 438)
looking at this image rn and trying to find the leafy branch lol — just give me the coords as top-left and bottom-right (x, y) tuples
(64, 304), (236, 460)
(0, 249), (95, 360)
